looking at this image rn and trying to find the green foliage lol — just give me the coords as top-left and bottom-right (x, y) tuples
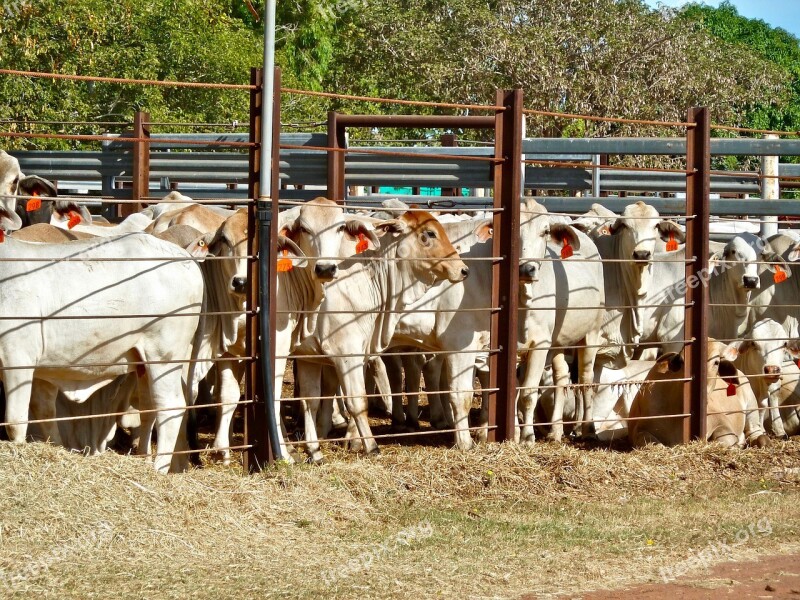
(679, 1), (800, 134)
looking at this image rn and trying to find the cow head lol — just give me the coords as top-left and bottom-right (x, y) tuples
(513, 199), (580, 283)
(374, 209), (469, 285)
(736, 319), (800, 384)
(707, 339), (741, 395)
(208, 209), (250, 295)
(0, 150), (25, 232)
(710, 233), (788, 292)
(609, 202), (684, 295)
(280, 197), (379, 282)
(571, 203), (618, 238)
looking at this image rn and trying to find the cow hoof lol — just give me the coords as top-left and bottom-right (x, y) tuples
(366, 446), (381, 457)
(545, 433), (563, 443)
(754, 435), (770, 448)
(346, 439), (364, 453)
(430, 419), (451, 430)
(390, 420), (414, 434)
(520, 438), (535, 448)
(406, 420), (421, 432)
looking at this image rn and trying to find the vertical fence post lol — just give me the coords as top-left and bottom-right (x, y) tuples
(684, 106), (711, 442)
(127, 110), (150, 217)
(327, 111), (346, 202)
(441, 133), (460, 197)
(245, 67), (273, 471)
(488, 89), (523, 442)
(760, 133), (779, 238)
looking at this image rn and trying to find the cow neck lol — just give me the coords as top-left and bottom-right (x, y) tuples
(597, 235), (643, 363)
(709, 267), (751, 338)
(372, 236), (437, 352)
(281, 262), (325, 346)
(203, 258), (246, 353)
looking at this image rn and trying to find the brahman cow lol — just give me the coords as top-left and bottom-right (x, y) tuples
(0, 233), (204, 473)
(292, 207), (468, 462)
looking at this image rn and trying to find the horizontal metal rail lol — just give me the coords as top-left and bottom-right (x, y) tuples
(280, 425), (497, 446)
(284, 348), (500, 360)
(285, 387), (497, 403)
(0, 356), (254, 371)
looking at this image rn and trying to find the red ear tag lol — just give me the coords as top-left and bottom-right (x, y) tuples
(0, 230), (5, 243)
(136, 364), (146, 378)
(355, 232), (369, 254)
(727, 382), (736, 396)
(796, 359), (800, 369)
(560, 241), (573, 259)
(774, 265), (787, 284)
(67, 211), (82, 229)
(666, 232), (678, 252)
(26, 192), (41, 212)
(277, 249), (293, 272)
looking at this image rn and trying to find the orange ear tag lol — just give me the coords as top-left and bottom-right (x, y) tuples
(355, 233), (369, 254)
(0, 230), (5, 243)
(560, 240), (573, 259)
(67, 211), (82, 229)
(277, 249), (293, 272)
(666, 232), (679, 252)
(726, 382), (736, 397)
(26, 192), (41, 212)
(774, 265), (787, 284)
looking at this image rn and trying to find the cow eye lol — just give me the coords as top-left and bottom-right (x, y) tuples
(337, 224), (346, 233)
(425, 229), (436, 239)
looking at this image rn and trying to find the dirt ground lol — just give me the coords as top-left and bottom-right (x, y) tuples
(558, 553), (800, 599)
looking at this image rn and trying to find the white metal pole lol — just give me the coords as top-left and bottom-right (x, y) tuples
(260, 0), (277, 198)
(760, 133), (779, 238)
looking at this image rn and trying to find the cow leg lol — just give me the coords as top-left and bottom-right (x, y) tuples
(3, 369), (35, 443)
(445, 352), (476, 451)
(146, 363), (189, 474)
(335, 358), (378, 455)
(370, 355), (399, 426)
(29, 379), (62, 446)
(518, 345), (548, 445)
(296, 360), (325, 464)
(767, 382), (788, 438)
(316, 365), (339, 439)
(476, 364), (490, 443)
(578, 337), (600, 439)
(135, 376), (155, 459)
(271, 354), (297, 463)
(380, 354), (406, 430)
(403, 355), (423, 432)
(547, 353), (570, 443)
(213, 359), (244, 466)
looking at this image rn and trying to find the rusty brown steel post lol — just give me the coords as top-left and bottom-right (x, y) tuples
(488, 89), (523, 442)
(244, 67), (272, 471)
(441, 133), (460, 197)
(327, 111), (346, 202)
(684, 106), (711, 442)
(127, 110), (150, 217)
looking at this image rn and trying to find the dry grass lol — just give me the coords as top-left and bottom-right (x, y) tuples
(1, 439), (799, 599)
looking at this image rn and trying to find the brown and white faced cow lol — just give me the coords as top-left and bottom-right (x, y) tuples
(629, 340), (754, 448)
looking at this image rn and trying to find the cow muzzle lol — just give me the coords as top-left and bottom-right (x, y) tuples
(314, 262), (338, 281)
(231, 276), (247, 294)
(742, 276), (759, 290)
(764, 364), (781, 382)
(445, 261), (470, 283)
(519, 262), (538, 282)
(632, 249), (651, 262)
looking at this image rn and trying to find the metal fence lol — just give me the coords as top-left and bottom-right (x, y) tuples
(2, 65), (800, 471)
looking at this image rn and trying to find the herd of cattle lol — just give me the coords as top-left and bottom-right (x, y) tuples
(1, 147), (799, 473)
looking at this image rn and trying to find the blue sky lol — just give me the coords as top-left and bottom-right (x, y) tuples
(644, 0), (800, 38)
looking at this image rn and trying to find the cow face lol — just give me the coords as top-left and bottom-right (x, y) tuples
(209, 209), (250, 295)
(707, 339), (741, 395)
(610, 202), (684, 295)
(710, 233), (788, 292)
(375, 210), (468, 284)
(737, 319), (800, 384)
(281, 197), (379, 282)
(517, 199), (580, 283)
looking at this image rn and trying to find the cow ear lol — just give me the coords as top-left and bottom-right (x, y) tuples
(185, 233), (214, 260)
(18, 175), (57, 198)
(788, 243), (800, 262)
(0, 210), (22, 233)
(655, 352), (679, 374)
(550, 223), (581, 252)
(708, 252), (722, 270)
(343, 219), (380, 251)
(609, 218), (624, 235)
(373, 219), (407, 237)
(474, 220), (493, 242)
(277, 235), (308, 267)
(657, 220), (685, 243)
(51, 201), (92, 225)
(786, 341), (800, 360)
(720, 343), (739, 363)
(761, 252), (792, 276)
(736, 340), (756, 355)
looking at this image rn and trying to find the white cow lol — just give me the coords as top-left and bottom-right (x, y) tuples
(735, 318), (800, 437)
(0, 233), (203, 473)
(292, 208), (469, 462)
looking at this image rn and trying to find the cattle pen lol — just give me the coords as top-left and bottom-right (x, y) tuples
(1, 66), (800, 473)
